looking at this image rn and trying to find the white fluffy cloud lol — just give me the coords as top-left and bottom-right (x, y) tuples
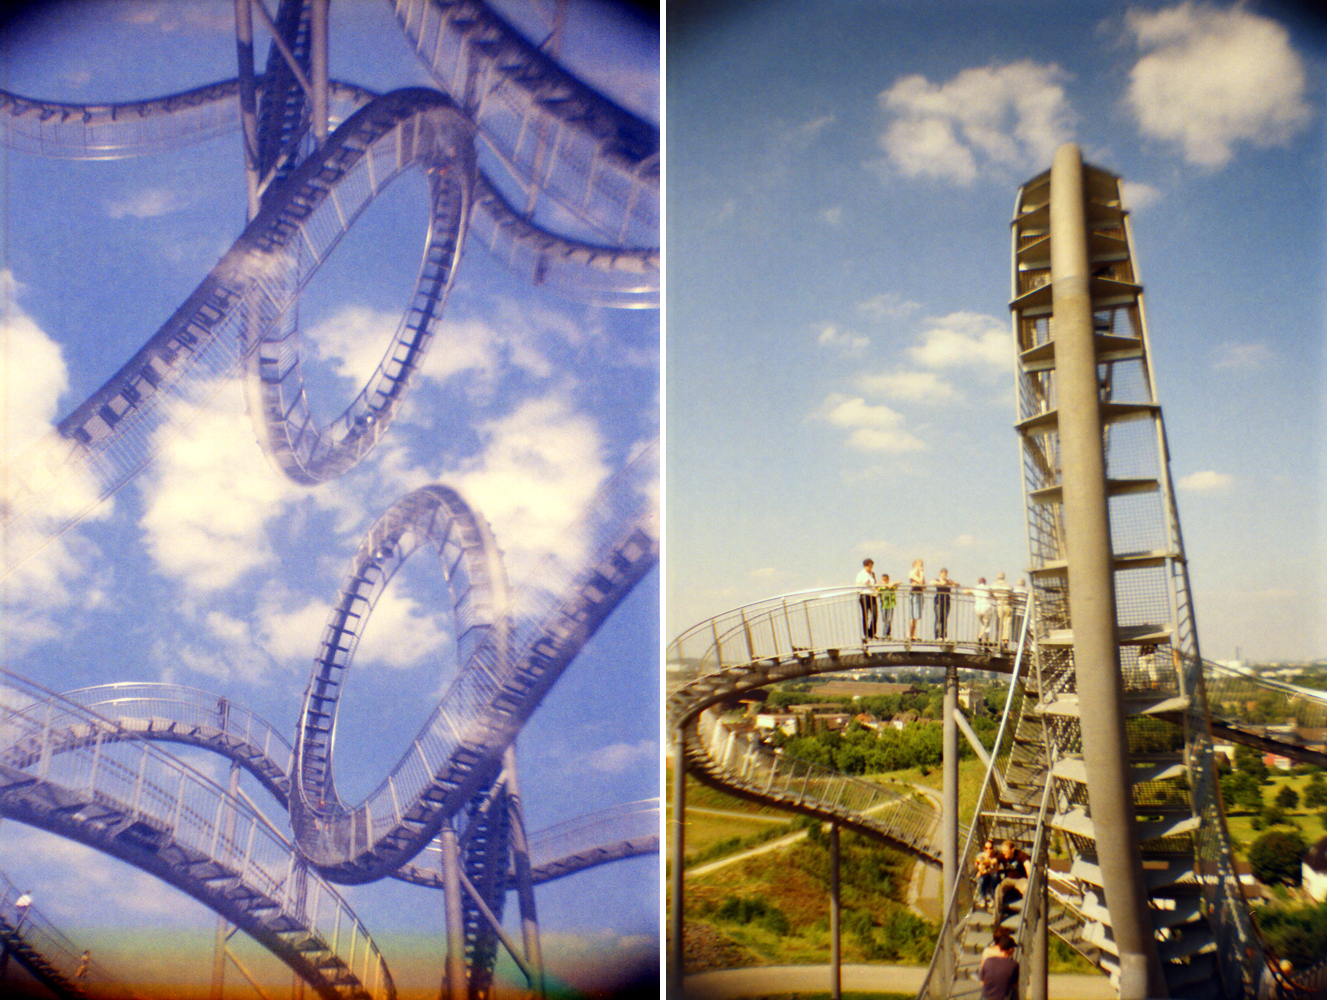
(1178, 469), (1235, 492)
(454, 394), (609, 577)
(1213, 340), (1275, 370)
(815, 321), (869, 356)
(876, 61), (1075, 184)
(855, 370), (960, 403)
(909, 312), (1011, 369)
(138, 383), (303, 592)
(106, 187), (192, 220)
(816, 394), (926, 453)
(1125, 3), (1311, 167)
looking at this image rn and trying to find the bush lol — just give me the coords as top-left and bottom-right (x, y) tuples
(1249, 829), (1309, 886)
(1276, 785), (1300, 811)
(714, 894), (789, 935)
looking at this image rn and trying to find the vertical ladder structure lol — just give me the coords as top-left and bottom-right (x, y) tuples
(1007, 143), (1258, 998)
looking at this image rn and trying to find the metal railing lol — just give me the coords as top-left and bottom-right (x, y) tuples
(669, 585), (1028, 684)
(916, 607), (1039, 998)
(0, 869), (128, 997)
(689, 709), (939, 858)
(60, 682), (293, 800)
(0, 671), (393, 1000)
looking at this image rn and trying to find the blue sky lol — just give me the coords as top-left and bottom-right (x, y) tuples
(666, 0), (1325, 664)
(0, 0), (657, 995)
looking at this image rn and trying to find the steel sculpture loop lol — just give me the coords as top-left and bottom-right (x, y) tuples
(290, 483), (509, 873)
(0, 88), (476, 573)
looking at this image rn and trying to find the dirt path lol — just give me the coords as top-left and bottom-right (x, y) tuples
(681, 963), (1115, 999)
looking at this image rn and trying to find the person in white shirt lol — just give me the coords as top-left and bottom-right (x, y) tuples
(855, 558), (878, 640)
(973, 577), (994, 644)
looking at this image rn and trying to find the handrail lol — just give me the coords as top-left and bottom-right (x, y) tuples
(688, 709), (939, 859)
(0, 670), (394, 1000)
(669, 585), (1029, 684)
(915, 603), (1036, 998)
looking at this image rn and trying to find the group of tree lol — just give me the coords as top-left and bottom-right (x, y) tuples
(766, 714), (997, 776)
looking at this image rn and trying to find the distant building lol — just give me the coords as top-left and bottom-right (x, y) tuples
(754, 712), (800, 737)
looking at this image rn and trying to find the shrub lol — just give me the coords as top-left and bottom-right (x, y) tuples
(1249, 829), (1309, 887)
(714, 894), (790, 935)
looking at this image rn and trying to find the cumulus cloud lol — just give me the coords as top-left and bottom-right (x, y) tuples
(588, 739), (656, 774)
(1178, 470), (1235, 491)
(138, 383), (304, 592)
(875, 61), (1075, 184)
(0, 271), (110, 604)
(856, 292), (921, 324)
(1213, 340), (1275, 370)
(909, 312), (1011, 369)
(821, 205), (844, 225)
(856, 370), (960, 403)
(1125, 2), (1311, 167)
(1120, 180), (1162, 210)
(815, 394), (926, 453)
(815, 321), (869, 356)
(454, 394), (609, 576)
(106, 187), (191, 220)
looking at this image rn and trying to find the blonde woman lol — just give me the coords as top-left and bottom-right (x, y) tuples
(908, 559), (925, 641)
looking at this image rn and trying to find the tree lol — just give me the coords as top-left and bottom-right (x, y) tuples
(1249, 829), (1308, 887)
(1277, 785), (1301, 811)
(1305, 773), (1327, 810)
(1235, 744), (1270, 784)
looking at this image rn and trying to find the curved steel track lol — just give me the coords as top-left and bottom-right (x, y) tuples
(0, 1), (658, 995)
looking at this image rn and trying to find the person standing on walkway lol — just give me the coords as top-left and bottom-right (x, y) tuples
(973, 577), (994, 644)
(14, 889), (31, 926)
(908, 559), (926, 642)
(933, 568), (957, 640)
(993, 573), (1013, 648)
(980, 929), (1019, 1000)
(877, 573), (897, 639)
(856, 558), (878, 640)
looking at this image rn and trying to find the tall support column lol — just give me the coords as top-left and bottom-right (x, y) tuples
(439, 819), (466, 1000)
(233, 0), (261, 220)
(829, 823), (841, 1000)
(1050, 142), (1165, 999)
(310, 0), (329, 147)
(1027, 875), (1048, 1000)
(211, 759), (242, 1000)
(503, 747), (544, 998)
(667, 727), (686, 1000)
(942, 664), (959, 988)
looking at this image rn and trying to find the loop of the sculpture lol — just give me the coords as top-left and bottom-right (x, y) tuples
(289, 483), (509, 880)
(241, 94), (474, 485)
(0, 90), (475, 566)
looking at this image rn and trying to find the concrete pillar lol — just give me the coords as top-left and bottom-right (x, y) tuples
(942, 664), (960, 988)
(1050, 142), (1165, 999)
(829, 823), (841, 1000)
(667, 728), (686, 1000)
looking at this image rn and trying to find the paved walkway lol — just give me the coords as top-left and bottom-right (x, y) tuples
(682, 963), (1115, 999)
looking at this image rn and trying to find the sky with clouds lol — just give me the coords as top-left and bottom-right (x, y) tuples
(667, 0), (1324, 664)
(0, 0), (656, 994)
